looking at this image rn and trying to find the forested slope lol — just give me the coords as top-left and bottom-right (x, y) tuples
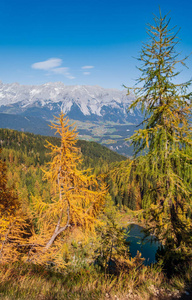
(0, 128), (133, 209)
(0, 128), (126, 167)
(0, 128), (156, 212)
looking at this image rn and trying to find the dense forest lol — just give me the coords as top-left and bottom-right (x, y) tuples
(0, 127), (145, 211)
(0, 127), (133, 209)
(0, 127), (126, 167)
(1, 10), (192, 300)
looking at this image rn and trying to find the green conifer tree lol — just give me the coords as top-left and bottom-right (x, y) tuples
(126, 10), (192, 262)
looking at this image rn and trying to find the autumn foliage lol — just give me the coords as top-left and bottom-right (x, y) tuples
(0, 148), (29, 263)
(27, 114), (106, 265)
(0, 114), (107, 267)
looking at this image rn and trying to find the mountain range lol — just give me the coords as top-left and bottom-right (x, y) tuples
(0, 81), (141, 122)
(0, 82), (142, 156)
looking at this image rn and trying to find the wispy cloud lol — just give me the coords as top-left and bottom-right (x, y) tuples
(32, 58), (62, 70)
(52, 67), (75, 79)
(31, 58), (75, 79)
(83, 72), (91, 75)
(52, 67), (69, 75)
(65, 74), (75, 79)
(81, 65), (94, 69)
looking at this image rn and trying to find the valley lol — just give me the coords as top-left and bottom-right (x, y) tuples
(0, 82), (142, 156)
(0, 113), (136, 156)
(71, 119), (136, 156)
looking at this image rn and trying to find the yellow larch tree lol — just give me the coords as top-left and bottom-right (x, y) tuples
(0, 148), (28, 263)
(30, 113), (107, 266)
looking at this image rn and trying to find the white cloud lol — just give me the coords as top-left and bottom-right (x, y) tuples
(81, 65), (94, 69)
(52, 68), (75, 79)
(31, 58), (75, 79)
(65, 73), (75, 79)
(52, 67), (69, 75)
(32, 58), (62, 70)
(83, 72), (91, 75)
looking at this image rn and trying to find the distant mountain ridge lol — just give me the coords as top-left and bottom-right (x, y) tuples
(0, 82), (143, 156)
(0, 81), (141, 123)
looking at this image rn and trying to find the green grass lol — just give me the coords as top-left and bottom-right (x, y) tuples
(108, 135), (122, 138)
(78, 135), (100, 142)
(0, 261), (191, 300)
(102, 139), (117, 144)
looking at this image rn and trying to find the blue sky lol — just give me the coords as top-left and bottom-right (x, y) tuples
(0, 0), (191, 89)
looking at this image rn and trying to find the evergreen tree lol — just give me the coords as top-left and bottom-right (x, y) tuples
(95, 197), (144, 274)
(126, 10), (192, 261)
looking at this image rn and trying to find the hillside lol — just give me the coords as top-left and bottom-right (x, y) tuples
(0, 128), (126, 168)
(0, 113), (136, 156)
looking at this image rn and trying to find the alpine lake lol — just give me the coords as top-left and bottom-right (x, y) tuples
(126, 224), (161, 265)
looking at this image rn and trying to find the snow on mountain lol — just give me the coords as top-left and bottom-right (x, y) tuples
(0, 82), (143, 156)
(0, 81), (132, 114)
(0, 81), (143, 125)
